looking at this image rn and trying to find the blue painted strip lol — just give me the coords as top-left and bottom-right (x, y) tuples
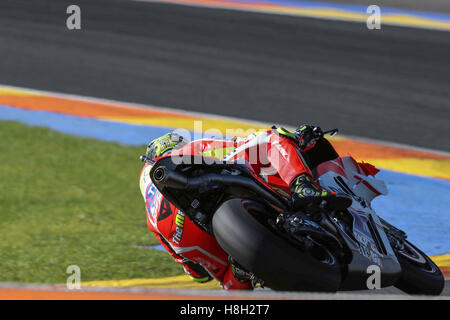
(1, 105), (448, 255)
(0, 105), (172, 146)
(372, 170), (450, 256)
(224, 0), (450, 22)
(150, 244), (166, 252)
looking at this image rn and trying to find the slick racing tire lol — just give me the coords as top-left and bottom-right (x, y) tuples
(394, 240), (444, 296)
(212, 199), (342, 292)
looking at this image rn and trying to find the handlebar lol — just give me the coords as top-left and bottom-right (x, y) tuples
(322, 128), (339, 137)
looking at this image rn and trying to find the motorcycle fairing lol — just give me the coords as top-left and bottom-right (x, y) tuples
(316, 156), (401, 290)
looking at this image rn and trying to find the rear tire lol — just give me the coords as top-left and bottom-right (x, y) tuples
(212, 199), (342, 292)
(394, 240), (444, 295)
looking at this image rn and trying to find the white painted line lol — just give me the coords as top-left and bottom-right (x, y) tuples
(0, 282), (448, 299)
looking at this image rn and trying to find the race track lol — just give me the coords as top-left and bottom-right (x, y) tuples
(0, 0), (449, 299)
(1, 85), (448, 298)
(0, 0), (449, 151)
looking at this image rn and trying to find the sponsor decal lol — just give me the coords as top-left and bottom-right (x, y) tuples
(139, 165), (152, 198)
(158, 199), (173, 222)
(193, 256), (219, 273)
(173, 210), (185, 245)
(146, 183), (158, 201)
(146, 184), (161, 222)
(354, 230), (382, 266)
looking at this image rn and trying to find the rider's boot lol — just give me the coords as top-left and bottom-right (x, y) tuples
(225, 257), (254, 290)
(290, 173), (352, 211)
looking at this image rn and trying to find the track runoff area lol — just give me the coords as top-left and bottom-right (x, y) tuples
(0, 85), (448, 299)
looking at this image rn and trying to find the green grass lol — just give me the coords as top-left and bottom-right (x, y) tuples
(0, 121), (183, 284)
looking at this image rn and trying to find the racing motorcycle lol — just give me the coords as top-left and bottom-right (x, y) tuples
(143, 129), (444, 295)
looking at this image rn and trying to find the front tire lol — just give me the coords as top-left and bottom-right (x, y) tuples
(212, 199), (342, 292)
(394, 240), (444, 295)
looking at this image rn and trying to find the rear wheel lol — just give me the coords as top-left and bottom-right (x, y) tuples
(212, 199), (342, 292)
(394, 240), (444, 295)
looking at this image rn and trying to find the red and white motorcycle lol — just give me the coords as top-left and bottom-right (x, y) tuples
(147, 129), (445, 294)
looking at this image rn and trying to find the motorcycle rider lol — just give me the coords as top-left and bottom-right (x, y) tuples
(139, 125), (351, 290)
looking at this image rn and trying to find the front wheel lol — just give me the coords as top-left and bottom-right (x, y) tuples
(212, 199), (343, 292)
(394, 240), (444, 295)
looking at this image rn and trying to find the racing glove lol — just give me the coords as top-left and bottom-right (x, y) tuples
(295, 125), (323, 150)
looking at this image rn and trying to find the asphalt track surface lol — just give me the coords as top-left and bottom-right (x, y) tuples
(0, 0), (449, 151)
